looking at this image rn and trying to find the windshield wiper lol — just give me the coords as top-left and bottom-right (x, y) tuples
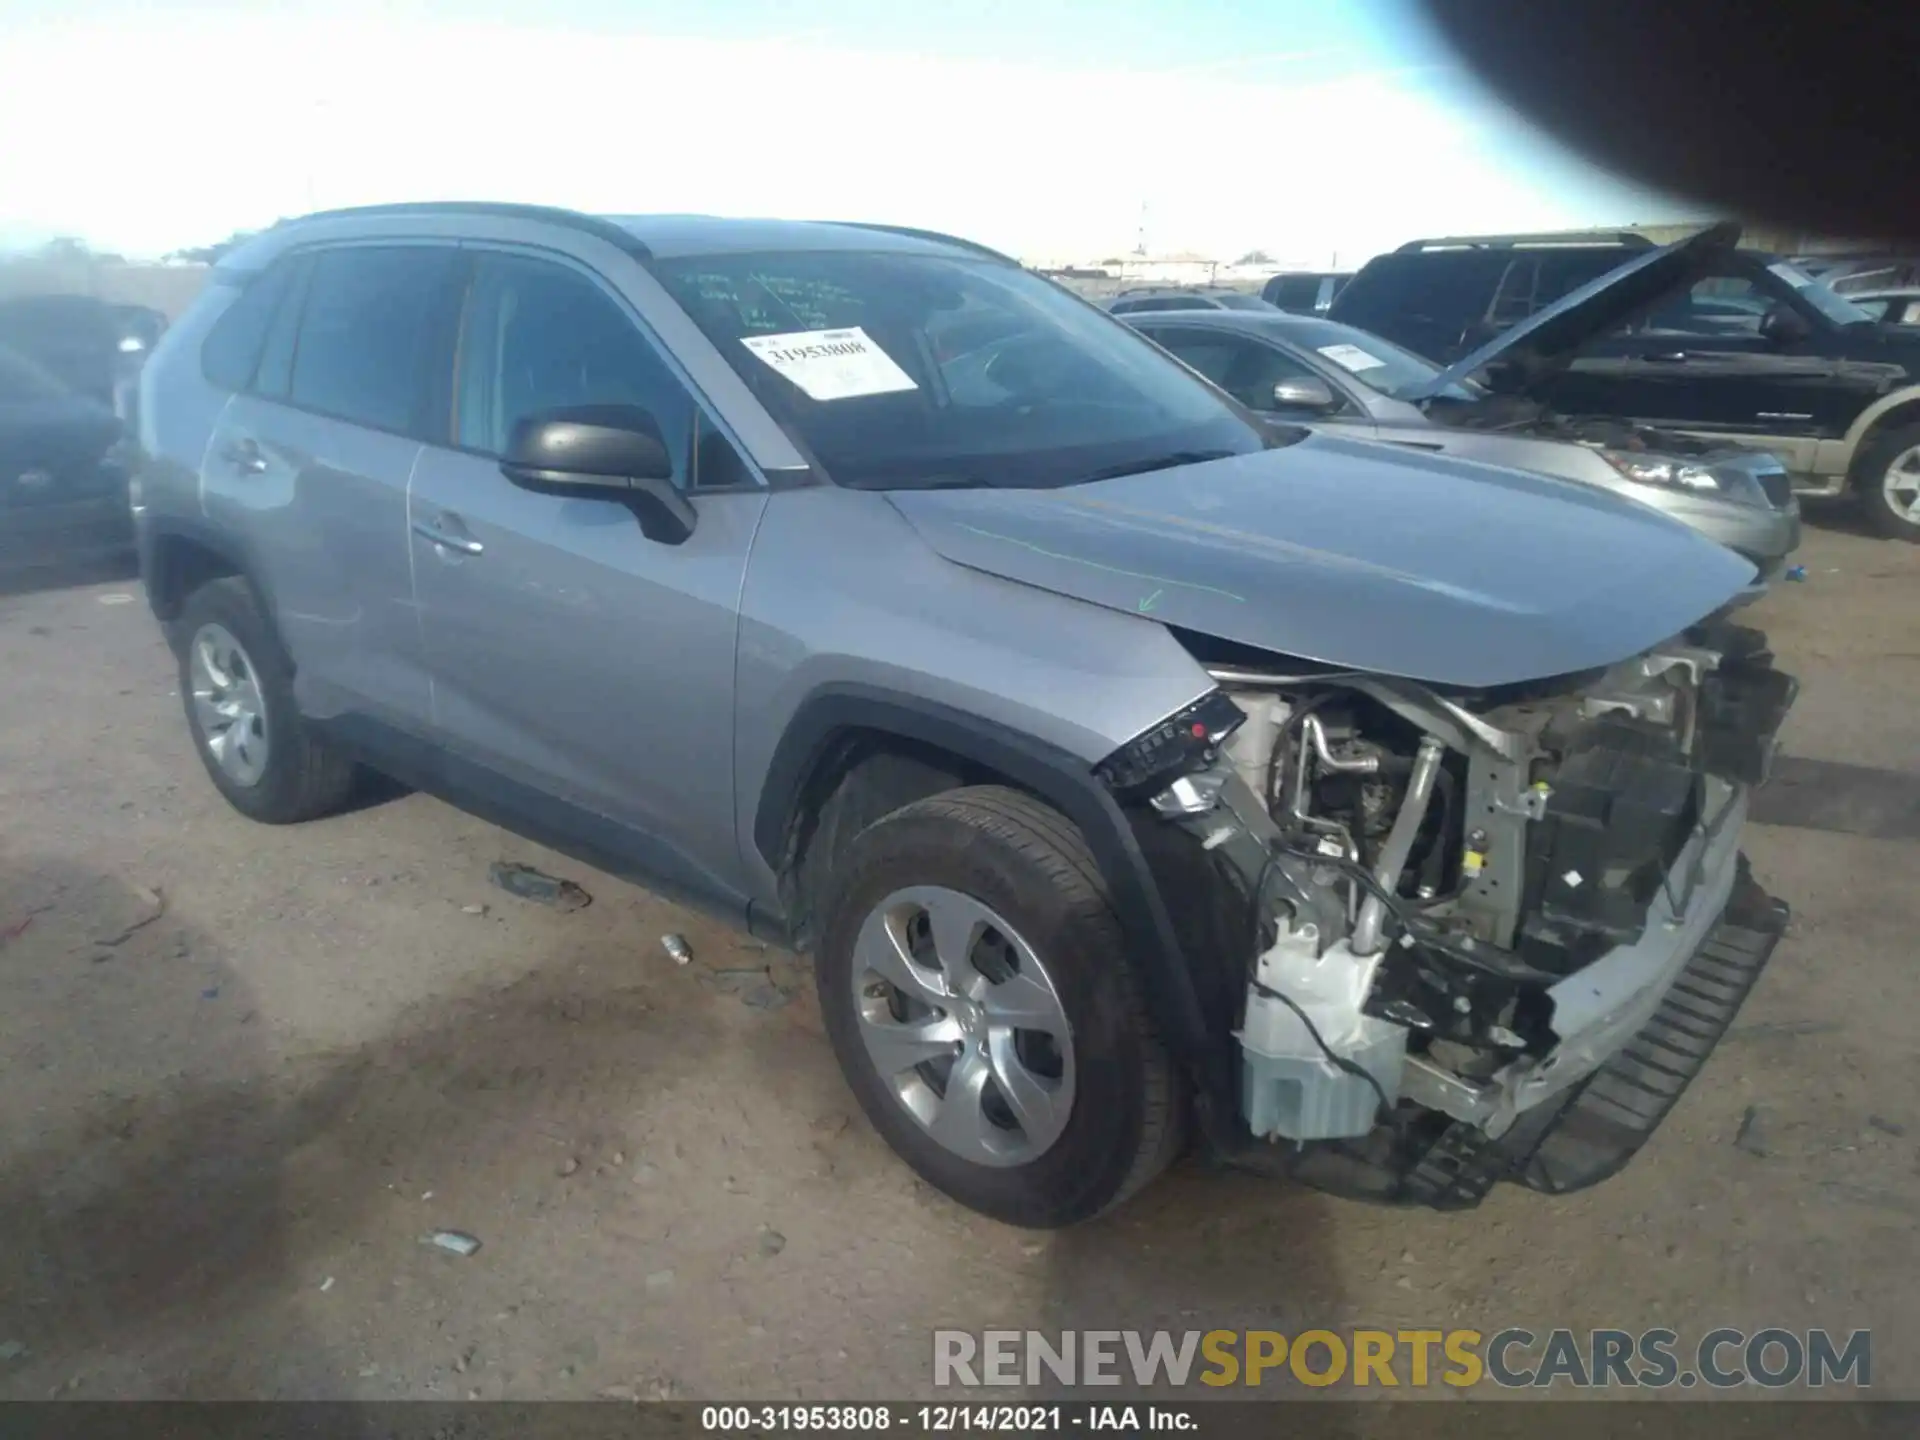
(1076, 450), (1238, 483)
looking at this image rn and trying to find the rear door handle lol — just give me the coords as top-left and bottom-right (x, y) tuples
(411, 514), (484, 555)
(1641, 351), (1689, 363)
(220, 438), (268, 474)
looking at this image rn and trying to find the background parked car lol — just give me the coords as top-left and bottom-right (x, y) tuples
(1258, 271), (1350, 314)
(1843, 288), (1920, 325)
(1105, 287), (1279, 316)
(1328, 224), (1920, 540)
(1122, 305), (1800, 582)
(0, 344), (132, 578)
(1790, 252), (1920, 294)
(0, 293), (124, 407)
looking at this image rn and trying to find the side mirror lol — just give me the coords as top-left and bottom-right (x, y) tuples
(501, 404), (697, 544)
(1268, 375), (1340, 412)
(1759, 304), (1811, 346)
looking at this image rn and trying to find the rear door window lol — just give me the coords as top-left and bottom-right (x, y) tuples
(289, 247), (457, 435)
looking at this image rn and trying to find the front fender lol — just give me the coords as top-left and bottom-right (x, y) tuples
(751, 682), (1240, 1143)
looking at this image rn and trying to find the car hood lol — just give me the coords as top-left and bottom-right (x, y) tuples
(885, 432), (1755, 689)
(1405, 222), (1744, 403)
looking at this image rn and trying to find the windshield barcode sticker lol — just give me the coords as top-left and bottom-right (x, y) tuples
(1316, 343), (1386, 372)
(740, 326), (918, 401)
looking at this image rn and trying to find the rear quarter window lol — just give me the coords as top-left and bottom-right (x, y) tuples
(200, 263), (297, 392)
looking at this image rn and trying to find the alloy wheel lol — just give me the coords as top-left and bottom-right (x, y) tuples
(1883, 444), (1920, 523)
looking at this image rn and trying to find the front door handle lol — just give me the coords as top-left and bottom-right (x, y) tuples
(220, 438), (268, 474)
(411, 515), (484, 555)
(1641, 350), (1689, 363)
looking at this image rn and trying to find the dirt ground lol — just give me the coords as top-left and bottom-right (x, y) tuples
(1, 519), (1917, 1403)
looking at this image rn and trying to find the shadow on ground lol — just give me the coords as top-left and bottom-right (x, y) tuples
(0, 851), (719, 1400)
(1033, 1147), (1352, 1418)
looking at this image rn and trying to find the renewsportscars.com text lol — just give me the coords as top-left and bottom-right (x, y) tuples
(932, 1327), (1871, 1390)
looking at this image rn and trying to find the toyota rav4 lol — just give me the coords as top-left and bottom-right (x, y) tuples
(134, 204), (1794, 1227)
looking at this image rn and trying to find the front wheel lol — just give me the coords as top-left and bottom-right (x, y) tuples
(1853, 422), (1920, 541)
(815, 786), (1185, 1227)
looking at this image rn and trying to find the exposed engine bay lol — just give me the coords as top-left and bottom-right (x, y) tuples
(1126, 620), (1796, 1204)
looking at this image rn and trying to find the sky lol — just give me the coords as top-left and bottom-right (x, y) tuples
(0, 0), (1696, 263)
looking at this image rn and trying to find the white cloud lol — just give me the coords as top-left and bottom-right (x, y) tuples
(0, 13), (1672, 260)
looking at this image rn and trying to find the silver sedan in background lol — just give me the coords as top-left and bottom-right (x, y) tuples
(1122, 308), (1802, 584)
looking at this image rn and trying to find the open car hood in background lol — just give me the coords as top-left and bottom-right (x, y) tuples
(1404, 221), (1743, 403)
(886, 432), (1755, 690)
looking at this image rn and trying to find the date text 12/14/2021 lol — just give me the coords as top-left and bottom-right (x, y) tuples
(701, 1405), (1198, 1432)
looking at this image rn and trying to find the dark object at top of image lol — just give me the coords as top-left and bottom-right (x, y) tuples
(1417, 0), (1920, 243)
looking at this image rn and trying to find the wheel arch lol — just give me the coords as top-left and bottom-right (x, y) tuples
(140, 516), (274, 628)
(1842, 386), (1920, 472)
(752, 683), (1236, 1138)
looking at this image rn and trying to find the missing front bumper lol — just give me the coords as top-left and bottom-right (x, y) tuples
(1262, 855), (1787, 1209)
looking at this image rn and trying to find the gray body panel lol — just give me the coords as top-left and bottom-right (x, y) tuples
(729, 486), (1216, 905)
(204, 394), (431, 727)
(886, 431), (1753, 690)
(409, 443), (768, 908)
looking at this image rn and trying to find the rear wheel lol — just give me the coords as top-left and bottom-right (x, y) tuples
(815, 786), (1185, 1227)
(175, 578), (359, 823)
(1853, 422), (1920, 541)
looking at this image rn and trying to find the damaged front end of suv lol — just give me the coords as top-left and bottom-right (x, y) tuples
(1111, 623), (1794, 1207)
(888, 417), (1797, 1211)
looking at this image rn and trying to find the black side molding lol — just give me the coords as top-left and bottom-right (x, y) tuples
(754, 684), (1240, 1143)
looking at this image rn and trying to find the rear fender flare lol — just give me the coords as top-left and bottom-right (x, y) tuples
(139, 514), (277, 631)
(1842, 382), (1920, 458)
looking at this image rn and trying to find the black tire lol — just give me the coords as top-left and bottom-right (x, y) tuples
(1851, 421), (1920, 542)
(815, 785), (1185, 1227)
(174, 577), (359, 823)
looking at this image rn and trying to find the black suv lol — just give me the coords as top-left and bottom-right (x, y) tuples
(1259, 271), (1350, 314)
(1328, 226), (1920, 540)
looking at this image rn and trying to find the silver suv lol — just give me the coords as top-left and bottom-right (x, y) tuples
(136, 203), (1794, 1227)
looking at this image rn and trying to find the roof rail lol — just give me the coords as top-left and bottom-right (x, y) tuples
(1394, 230), (1656, 253)
(830, 221), (1017, 263)
(279, 201), (652, 257)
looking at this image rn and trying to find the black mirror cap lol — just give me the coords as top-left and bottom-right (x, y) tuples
(501, 404), (673, 488)
(499, 404), (696, 544)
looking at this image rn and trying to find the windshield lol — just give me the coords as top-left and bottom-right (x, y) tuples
(1273, 317), (1481, 401)
(652, 251), (1271, 489)
(1765, 260), (1875, 325)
